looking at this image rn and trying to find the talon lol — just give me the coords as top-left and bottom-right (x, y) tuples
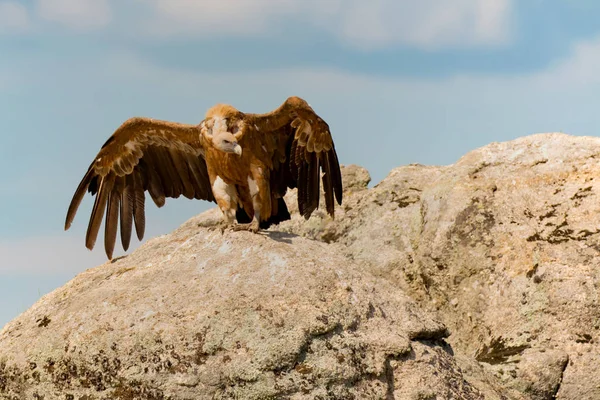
(232, 221), (260, 233)
(208, 220), (232, 234)
(232, 224), (249, 232)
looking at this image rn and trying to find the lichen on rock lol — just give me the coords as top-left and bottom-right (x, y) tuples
(4, 132), (600, 399)
(0, 224), (477, 399)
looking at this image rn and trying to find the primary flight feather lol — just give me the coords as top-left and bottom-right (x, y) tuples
(65, 96), (343, 259)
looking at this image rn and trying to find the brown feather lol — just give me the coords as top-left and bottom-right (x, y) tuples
(306, 132), (315, 153)
(112, 160), (127, 176)
(169, 148), (195, 199)
(145, 148), (173, 198)
(162, 148), (184, 198)
(329, 148), (343, 205)
(120, 175), (134, 251)
(322, 152), (335, 217)
(142, 155), (166, 207)
(298, 162), (308, 217)
(304, 145), (312, 163)
(198, 157), (213, 200)
(65, 166), (95, 230)
(154, 148), (177, 198)
(85, 175), (114, 250)
(132, 171), (146, 241)
(186, 154), (213, 200)
(295, 143), (305, 168)
(104, 188), (120, 259)
(289, 139), (299, 180)
(306, 151), (320, 217)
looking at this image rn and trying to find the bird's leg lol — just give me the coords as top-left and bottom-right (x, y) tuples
(207, 217), (233, 234)
(209, 176), (240, 234)
(215, 209), (237, 233)
(231, 191), (260, 232)
(232, 175), (265, 234)
(205, 204), (236, 234)
(232, 211), (260, 233)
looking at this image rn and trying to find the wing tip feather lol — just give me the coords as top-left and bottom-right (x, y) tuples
(65, 167), (96, 231)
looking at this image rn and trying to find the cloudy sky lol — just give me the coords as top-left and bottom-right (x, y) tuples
(1, 0), (600, 328)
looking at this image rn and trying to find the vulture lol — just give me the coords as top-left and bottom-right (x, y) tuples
(65, 96), (343, 259)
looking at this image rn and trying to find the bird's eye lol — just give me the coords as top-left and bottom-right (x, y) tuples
(223, 139), (230, 144)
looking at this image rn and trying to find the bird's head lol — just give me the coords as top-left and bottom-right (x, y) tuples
(213, 131), (242, 156)
(200, 103), (244, 156)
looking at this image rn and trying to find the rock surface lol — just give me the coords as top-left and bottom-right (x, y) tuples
(0, 223), (486, 399)
(279, 133), (600, 399)
(3, 132), (600, 399)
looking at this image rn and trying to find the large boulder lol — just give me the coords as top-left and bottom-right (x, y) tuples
(0, 219), (489, 399)
(280, 133), (600, 399)
(5, 132), (598, 399)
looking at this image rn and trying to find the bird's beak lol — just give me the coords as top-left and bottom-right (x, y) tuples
(234, 144), (242, 156)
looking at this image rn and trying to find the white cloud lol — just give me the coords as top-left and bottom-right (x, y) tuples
(0, 2), (31, 33)
(137, 0), (306, 37)
(148, 0), (300, 35)
(331, 0), (513, 49)
(473, 0), (512, 44)
(1, 0), (513, 47)
(97, 30), (598, 101)
(534, 37), (600, 88)
(140, 0), (513, 49)
(36, 0), (111, 30)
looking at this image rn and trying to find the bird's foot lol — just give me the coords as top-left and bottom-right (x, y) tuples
(208, 221), (233, 234)
(232, 220), (260, 233)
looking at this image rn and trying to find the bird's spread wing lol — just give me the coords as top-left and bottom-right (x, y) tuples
(244, 96), (343, 218)
(65, 117), (214, 259)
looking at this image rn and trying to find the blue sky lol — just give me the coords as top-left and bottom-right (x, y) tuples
(2, 0), (600, 328)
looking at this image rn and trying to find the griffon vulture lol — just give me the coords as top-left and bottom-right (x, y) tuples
(65, 96), (343, 259)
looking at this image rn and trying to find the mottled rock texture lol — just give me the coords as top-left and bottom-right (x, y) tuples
(2, 132), (599, 399)
(0, 224), (483, 399)
(280, 133), (600, 399)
